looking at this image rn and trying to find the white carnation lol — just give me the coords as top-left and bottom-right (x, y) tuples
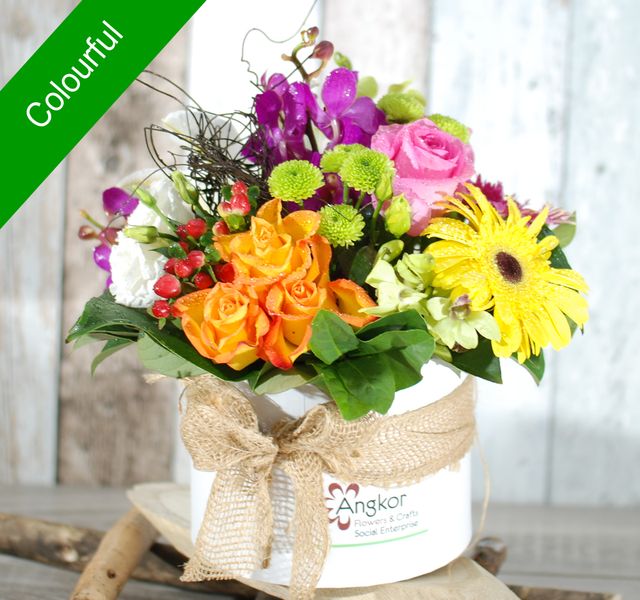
(109, 234), (167, 308)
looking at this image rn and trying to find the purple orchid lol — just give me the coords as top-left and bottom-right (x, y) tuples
(315, 68), (386, 148)
(103, 187), (138, 216)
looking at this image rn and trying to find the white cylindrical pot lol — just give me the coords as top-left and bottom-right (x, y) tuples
(189, 362), (472, 588)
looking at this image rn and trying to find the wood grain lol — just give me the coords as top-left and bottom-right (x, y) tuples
(549, 0), (640, 505)
(0, 0), (73, 484)
(428, 0), (571, 503)
(57, 32), (187, 485)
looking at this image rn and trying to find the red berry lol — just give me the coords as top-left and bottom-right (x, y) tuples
(176, 224), (189, 240)
(151, 300), (171, 319)
(154, 274), (181, 299)
(187, 250), (206, 269)
(186, 218), (207, 239)
(231, 181), (248, 196)
(164, 258), (178, 274)
(218, 201), (233, 217)
(174, 259), (194, 279)
(179, 241), (190, 254)
(214, 262), (236, 283)
(193, 272), (214, 290)
(230, 193), (251, 215)
(213, 221), (230, 236)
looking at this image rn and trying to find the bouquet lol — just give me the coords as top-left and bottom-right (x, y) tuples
(69, 26), (588, 596)
(69, 27), (587, 418)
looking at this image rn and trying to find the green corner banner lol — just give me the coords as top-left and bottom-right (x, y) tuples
(0, 0), (207, 229)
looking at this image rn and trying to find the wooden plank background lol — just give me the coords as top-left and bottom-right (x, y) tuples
(1, 0), (639, 506)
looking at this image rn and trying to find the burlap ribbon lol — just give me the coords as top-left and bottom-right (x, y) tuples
(180, 375), (476, 600)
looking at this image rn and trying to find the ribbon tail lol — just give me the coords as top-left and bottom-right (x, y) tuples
(181, 468), (274, 582)
(283, 454), (330, 600)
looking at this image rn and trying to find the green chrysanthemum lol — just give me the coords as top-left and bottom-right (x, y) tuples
(268, 160), (324, 204)
(319, 204), (365, 248)
(378, 90), (426, 123)
(428, 114), (470, 144)
(339, 149), (395, 195)
(320, 144), (367, 173)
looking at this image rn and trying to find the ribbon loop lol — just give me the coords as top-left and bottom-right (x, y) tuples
(180, 375), (476, 599)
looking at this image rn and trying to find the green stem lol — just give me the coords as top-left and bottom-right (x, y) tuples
(343, 184), (350, 205)
(370, 200), (384, 245)
(80, 210), (105, 230)
(354, 191), (365, 211)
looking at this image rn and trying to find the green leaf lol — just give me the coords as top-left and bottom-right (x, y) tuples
(354, 328), (434, 357)
(68, 292), (260, 382)
(137, 334), (208, 378)
(552, 221), (576, 248)
(539, 225), (571, 269)
(251, 364), (319, 395)
(309, 310), (359, 365)
(450, 338), (502, 384)
(356, 309), (427, 340)
(91, 338), (133, 375)
(317, 354), (396, 420)
(348, 245), (377, 286)
(519, 350), (545, 384)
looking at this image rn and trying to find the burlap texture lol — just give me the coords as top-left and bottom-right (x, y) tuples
(180, 375), (476, 600)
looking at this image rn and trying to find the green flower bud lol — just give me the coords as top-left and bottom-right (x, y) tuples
(319, 204), (365, 248)
(428, 114), (471, 144)
(384, 194), (412, 238)
(123, 225), (158, 244)
(357, 76), (378, 98)
(320, 144), (367, 173)
(375, 240), (404, 263)
(268, 160), (324, 204)
(378, 92), (426, 124)
(171, 171), (199, 205)
(339, 149), (395, 195)
(374, 172), (394, 202)
(134, 188), (156, 208)
(225, 214), (247, 233)
(334, 51), (352, 70)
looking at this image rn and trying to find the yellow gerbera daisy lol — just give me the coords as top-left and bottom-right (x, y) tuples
(424, 184), (588, 362)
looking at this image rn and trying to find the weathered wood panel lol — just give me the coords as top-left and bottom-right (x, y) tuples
(0, 0), (72, 484)
(57, 33), (188, 485)
(323, 0), (432, 93)
(550, 0), (640, 505)
(429, 0), (571, 503)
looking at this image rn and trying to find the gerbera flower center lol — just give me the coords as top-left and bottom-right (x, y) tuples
(495, 251), (523, 283)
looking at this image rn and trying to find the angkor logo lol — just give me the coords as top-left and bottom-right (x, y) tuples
(325, 482), (360, 530)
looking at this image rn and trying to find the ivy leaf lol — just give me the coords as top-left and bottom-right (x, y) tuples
(450, 338), (502, 384)
(91, 338), (133, 375)
(519, 350), (545, 385)
(309, 310), (359, 365)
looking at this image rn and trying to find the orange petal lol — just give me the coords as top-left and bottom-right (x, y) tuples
(327, 279), (378, 328)
(257, 199), (283, 229)
(283, 210), (321, 241)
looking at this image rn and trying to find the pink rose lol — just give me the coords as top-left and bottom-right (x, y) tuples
(371, 118), (475, 235)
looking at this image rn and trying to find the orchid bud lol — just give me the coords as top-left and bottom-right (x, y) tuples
(384, 194), (412, 238)
(311, 40), (334, 61)
(303, 26), (320, 45)
(171, 171), (199, 205)
(78, 225), (97, 240)
(124, 225), (158, 244)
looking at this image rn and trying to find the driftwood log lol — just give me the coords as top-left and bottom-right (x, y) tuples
(0, 511), (254, 598)
(0, 511), (621, 600)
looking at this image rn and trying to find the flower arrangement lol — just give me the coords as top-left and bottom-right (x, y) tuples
(69, 27), (588, 422)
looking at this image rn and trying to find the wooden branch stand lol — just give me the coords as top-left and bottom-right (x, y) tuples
(60, 483), (620, 600)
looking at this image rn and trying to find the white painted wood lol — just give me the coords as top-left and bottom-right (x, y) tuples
(549, 0), (640, 506)
(429, 0), (571, 503)
(0, 1), (70, 484)
(323, 0), (431, 94)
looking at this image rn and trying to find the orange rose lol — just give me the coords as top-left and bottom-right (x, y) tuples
(215, 199), (321, 285)
(175, 284), (269, 371)
(326, 279), (378, 328)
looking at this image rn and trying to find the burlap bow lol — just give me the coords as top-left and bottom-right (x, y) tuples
(180, 375), (476, 599)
